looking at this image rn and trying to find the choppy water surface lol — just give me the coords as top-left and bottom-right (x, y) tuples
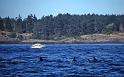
(0, 44), (124, 77)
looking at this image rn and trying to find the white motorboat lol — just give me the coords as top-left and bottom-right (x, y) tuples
(31, 43), (45, 48)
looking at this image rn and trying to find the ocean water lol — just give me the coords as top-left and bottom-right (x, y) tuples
(0, 44), (124, 77)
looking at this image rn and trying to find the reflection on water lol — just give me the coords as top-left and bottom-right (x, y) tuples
(0, 44), (124, 77)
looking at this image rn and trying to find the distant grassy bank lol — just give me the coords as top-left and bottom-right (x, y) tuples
(21, 33), (124, 44)
(0, 31), (124, 44)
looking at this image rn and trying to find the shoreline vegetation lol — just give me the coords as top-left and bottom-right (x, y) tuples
(0, 14), (124, 44)
(0, 31), (124, 44)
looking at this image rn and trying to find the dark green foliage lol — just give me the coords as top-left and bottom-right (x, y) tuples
(15, 15), (23, 33)
(0, 17), (4, 31)
(26, 14), (37, 33)
(0, 13), (124, 40)
(4, 17), (13, 32)
(102, 23), (116, 34)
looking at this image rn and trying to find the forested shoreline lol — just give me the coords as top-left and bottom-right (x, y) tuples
(0, 13), (124, 40)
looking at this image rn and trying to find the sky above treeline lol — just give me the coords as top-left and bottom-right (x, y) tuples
(0, 0), (124, 18)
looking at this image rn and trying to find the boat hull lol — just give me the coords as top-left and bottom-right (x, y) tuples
(31, 44), (45, 48)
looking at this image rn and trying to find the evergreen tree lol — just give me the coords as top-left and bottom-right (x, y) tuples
(15, 14), (23, 33)
(0, 17), (4, 31)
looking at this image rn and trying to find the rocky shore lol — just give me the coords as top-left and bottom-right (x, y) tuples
(1, 33), (124, 44)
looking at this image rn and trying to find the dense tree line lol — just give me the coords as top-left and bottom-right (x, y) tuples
(0, 13), (124, 40)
